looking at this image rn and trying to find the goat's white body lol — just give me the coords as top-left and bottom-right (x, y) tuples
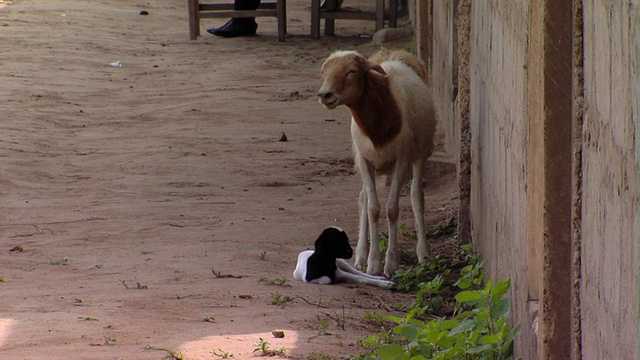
(319, 50), (436, 278)
(353, 59), (435, 277)
(293, 250), (394, 288)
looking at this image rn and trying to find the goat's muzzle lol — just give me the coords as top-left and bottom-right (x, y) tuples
(318, 90), (339, 109)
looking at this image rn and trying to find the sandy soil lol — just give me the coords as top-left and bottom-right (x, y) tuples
(0, 0), (457, 358)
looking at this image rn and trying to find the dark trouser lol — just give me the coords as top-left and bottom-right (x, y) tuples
(233, 0), (260, 21)
(235, 0), (260, 10)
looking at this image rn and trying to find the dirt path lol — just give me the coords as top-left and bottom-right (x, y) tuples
(0, 0), (456, 358)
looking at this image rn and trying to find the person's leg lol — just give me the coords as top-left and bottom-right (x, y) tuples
(207, 0), (261, 37)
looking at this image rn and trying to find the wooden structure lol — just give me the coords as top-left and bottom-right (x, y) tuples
(310, 0), (398, 39)
(187, 0), (287, 42)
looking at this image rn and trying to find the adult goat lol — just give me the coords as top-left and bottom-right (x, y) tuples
(318, 49), (437, 277)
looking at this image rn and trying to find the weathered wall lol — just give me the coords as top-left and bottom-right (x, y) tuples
(430, 0), (458, 157)
(580, 1), (639, 358)
(424, 0), (639, 358)
(467, 1), (534, 357)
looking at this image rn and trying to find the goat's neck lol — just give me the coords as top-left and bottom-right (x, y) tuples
(347, 74), (401, 149)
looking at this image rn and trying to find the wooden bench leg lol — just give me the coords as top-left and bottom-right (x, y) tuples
(311, 0), (321, 39)
(188, 0), (199, 40)
(277, 0), (286, 41)
(388, 0), (398, 28)
(375, 0), (384, 31)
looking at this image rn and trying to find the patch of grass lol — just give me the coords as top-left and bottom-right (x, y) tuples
(90, 336), (116, 346)
(258, 276), (291, 287)
(355, 236), (521, 360)
(49, 257), (69, 265)
(202, 316), (216, 323)
(78, 316), (99, 321)
(145, 345), (187, 360)
(0, 276), (6, 283)
(308, 351), (335, 360)
(120, 280), (149, 289)
(253, 337), (287, 357)
(211, 348), (234, 358)
(270, 293), (294, 306)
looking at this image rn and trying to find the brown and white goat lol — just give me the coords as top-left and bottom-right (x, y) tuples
(318, 49), (437, 277)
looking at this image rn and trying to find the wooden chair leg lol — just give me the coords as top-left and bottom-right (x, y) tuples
(375, 0), (384, 31)
(188, 0), (199, 40)
(277, 0), (286, 41)
(388, 0), (398, 28)
(311, 0), (321, 39)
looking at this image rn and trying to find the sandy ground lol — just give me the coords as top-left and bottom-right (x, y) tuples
(0, 0), (457, 358)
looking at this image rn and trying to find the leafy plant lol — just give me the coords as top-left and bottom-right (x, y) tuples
(270, 293), (294, 306)
(145, 345), (187, 359)
(253, 337), (287, 357)
(90, 336), (117, 346)
(258, 276), (291, 287)
(50, 257), (69, 265)
(211, 348), (234, 358)
(359, 280), (520, 360)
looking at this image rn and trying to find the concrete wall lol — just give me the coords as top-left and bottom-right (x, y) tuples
(423, 1), (639, 358)
(430, 0), (458, 157)
(466, 1), (535, 357)
(580, 1), (639, 358)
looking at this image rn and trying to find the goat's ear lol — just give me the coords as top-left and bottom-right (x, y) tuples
(364, 60), (387, 76)
(314, 230), (328, 251)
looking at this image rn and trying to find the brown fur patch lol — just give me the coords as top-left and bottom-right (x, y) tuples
(349, 70), (402, 149)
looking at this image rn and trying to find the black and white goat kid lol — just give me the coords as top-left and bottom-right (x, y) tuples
(293, 227), (394, 289)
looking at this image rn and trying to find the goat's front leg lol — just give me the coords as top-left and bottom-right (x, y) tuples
(384, 164), (410, 278)
(356, 158), (381, 275)
(354, 187), (369, 271)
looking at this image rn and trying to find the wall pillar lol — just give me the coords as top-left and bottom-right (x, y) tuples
(527, 0), (576, 358)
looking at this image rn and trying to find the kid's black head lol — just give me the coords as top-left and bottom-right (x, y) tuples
(314, 226), (353, 259)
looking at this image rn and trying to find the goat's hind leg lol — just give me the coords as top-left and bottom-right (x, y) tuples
(411, 160), (429, 263)
(383, 164), (409, 278)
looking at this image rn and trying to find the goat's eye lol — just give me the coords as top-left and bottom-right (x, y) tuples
(346, 69), (357, 77)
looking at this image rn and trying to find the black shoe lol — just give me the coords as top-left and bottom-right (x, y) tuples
(206, 18), (258, 38)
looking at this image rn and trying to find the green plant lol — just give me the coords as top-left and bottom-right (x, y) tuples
(253, 337), (287, 357)
(258, 276), (291, 287)
(409, 275), (445, 316)
(270, 293), (294, 306)
(308, 351), (335, 360)
(202, 316), (216, 323)
(362, 310), (386, 326)
(211, 348), (234, 358)
(314, 314), (331, 334)
(90, 336), (117, 346)
(78, 316), (100, 321)
(50, 257), (69, 265)
(145, 345), (187, 359)
(360, 280), (520, 360)
(392, 255), (453, 292)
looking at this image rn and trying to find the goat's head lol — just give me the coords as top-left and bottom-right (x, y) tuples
(318, 51), (387, 109)
(314, 226), (353, 259)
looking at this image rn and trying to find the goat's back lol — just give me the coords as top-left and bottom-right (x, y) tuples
(351, 55), (436, 171)
(369, 49), (428, 84)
